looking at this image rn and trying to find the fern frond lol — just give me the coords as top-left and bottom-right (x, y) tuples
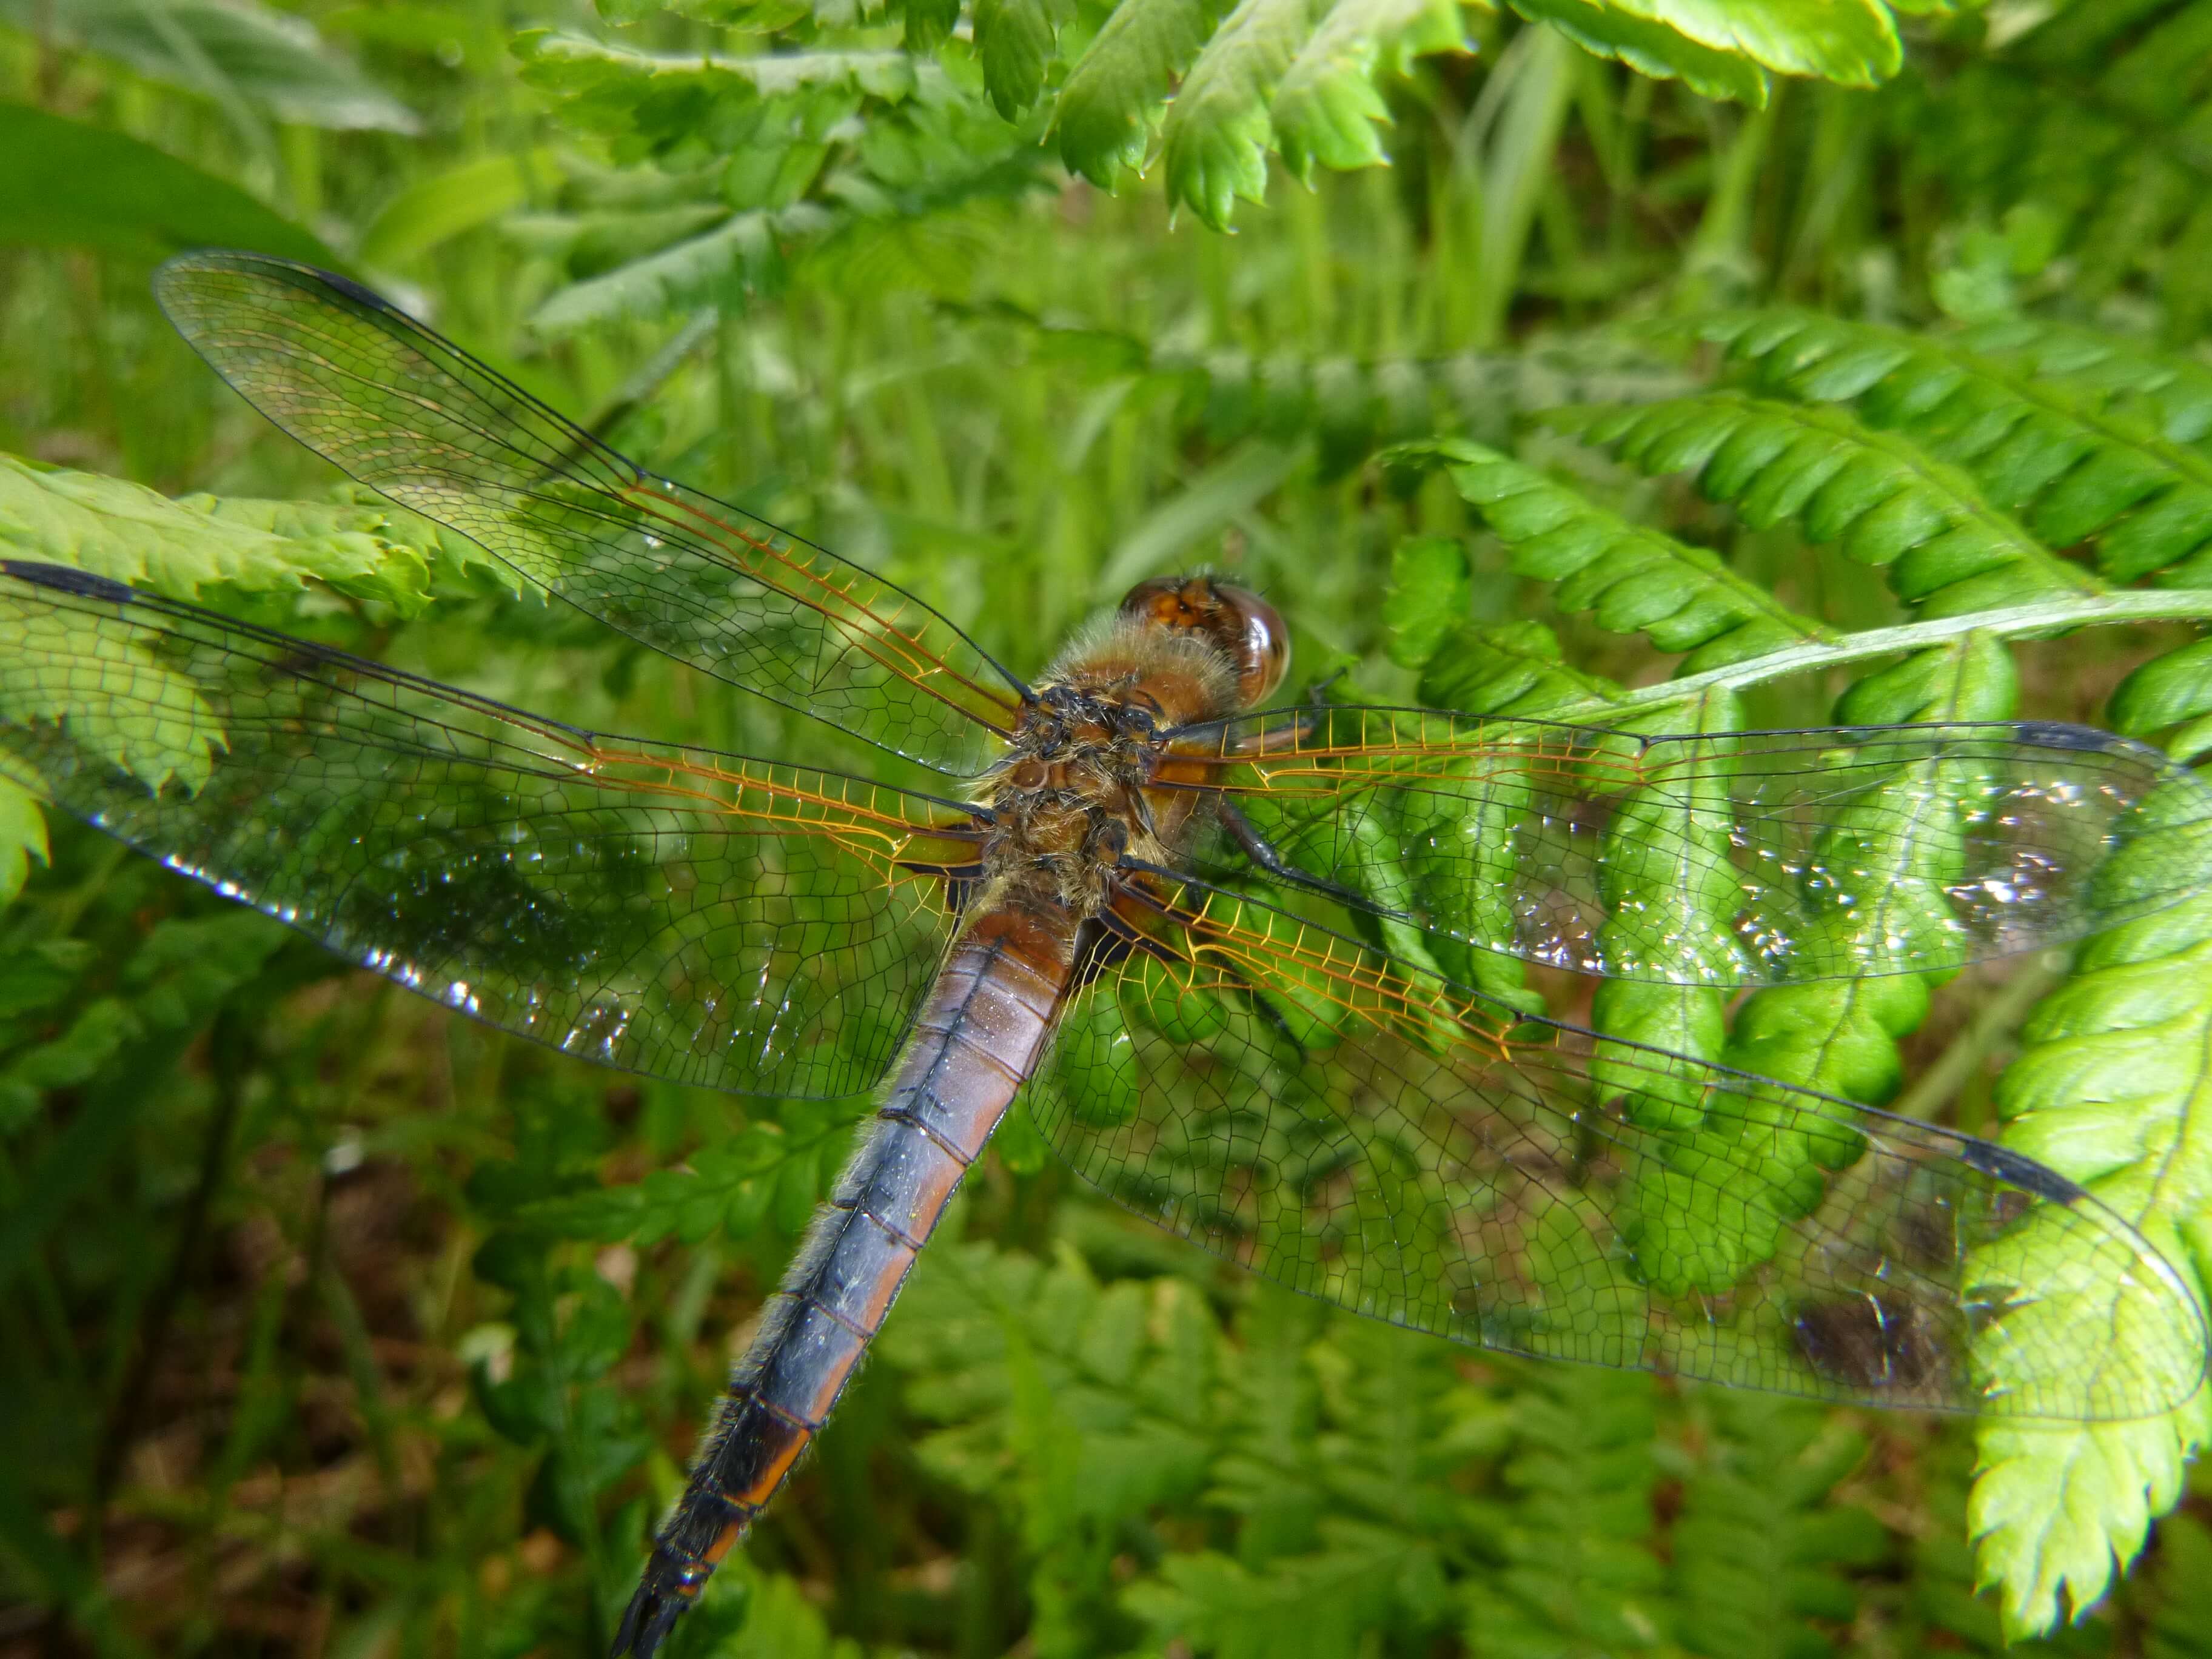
(975, 0), (1070, 116)
(1700, 313), (2212, 586)
(1161, 0), (1335, 230)
(1461, 1362), (1669, 1657)
(2110, 638), (2212, 759)
(1272, 0), (1466, 179)
(0, 775), (44, 908)
(1406, 617), (1625, 719)
(1590, 686), (1747, 1278)
(962, 303), (1687, 473)
(1671, 1394), (1883, 1659)
(1304, 1302), (1490, 1544)
(1506, 0), (1766, 103)
(1555, 392), (2099, 615)
(880, 1236), (1218, 1515)
(0, 455), (471, 612)
(1913, 0), (2212, 330)
(1968, 836), (2212, 1637)
(1721, 634), (2014, 1108)
(1393, 438), (1832, 671)
(1054, 0), (1228, 186)
(1957, 318), (2212, 448)
(1123, 1528), (1411, 1659)
(1508, 0), (1899, 109)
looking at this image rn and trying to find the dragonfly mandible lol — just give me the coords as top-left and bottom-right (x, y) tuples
(2, 252), (2207, 1658)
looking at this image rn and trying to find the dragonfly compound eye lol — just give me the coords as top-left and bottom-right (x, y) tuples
(1118, 575), (1290, 709)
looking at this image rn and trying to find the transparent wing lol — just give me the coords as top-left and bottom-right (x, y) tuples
(1024, 873), (2207, 1418)
(1166, 706), (2212, 986)
(152, 252), (1030, 779)
(0, 562), (984, 1099)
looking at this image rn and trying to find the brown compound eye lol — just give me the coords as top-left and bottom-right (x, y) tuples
(1119, 575), (1290, 709)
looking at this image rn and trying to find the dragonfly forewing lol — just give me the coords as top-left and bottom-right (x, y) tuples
(0, 561), (984, 1099)
(1171, 706), (2212, 987)
(152, 252), (1030, 779)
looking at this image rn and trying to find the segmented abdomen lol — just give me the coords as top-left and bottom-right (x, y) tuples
(614, 902), (1077, 1655)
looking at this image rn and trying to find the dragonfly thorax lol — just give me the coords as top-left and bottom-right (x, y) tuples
(982, 680), (1167, 916)
(978, 585), (1275, 917)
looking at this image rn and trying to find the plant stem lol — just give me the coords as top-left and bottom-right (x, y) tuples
(1619, 591), (2212, 711)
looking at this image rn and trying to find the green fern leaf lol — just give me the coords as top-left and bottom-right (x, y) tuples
(1957, 318), (2212, 448)
(880, 1238), (1217, 1510)
(1558, 393), (2099, 616)
(1672, 1394), (1883, 1659)
(1507, 0), (1763, 102)
(1412, 617), (1621, 719)
(1463, 1361), (1669, 1657)
(0, 454), (462, 611)
(1512, 0), (1900, 106)
(1055, 0), (1228, 186)
(1383, 535), (1473, 668)
(0, 774), (44, 908)
(1594, 0), (1900, 83)
(1270, 0), (1467, 180)
(1159, 0), (1326, 229)
(1305, 1311), (1487, 1546)
(976, 0), (1068, 116)
(1701, 313), (2212, 586)
(529, 210), (806, 330)
(1969, 836), (2212, 1635)
(1971, 1420), (2194, 1642)
(1401, 438), (1831, 672)
(2110, 638), (2212, 760)
(1208, 1284), (1329, 1558)
(1721, 634), (2016, 1104)
(1589, 687), (1748, 1090)
(1124, 1531), (1403, 1659)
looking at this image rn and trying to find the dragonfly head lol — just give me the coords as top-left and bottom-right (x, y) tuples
(1118, 575), (1290, 710)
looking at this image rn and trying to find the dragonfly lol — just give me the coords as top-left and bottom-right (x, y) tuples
(3, 252), (2208, 1657)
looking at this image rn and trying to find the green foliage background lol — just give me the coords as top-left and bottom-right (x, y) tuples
(8, 0), (2212, 1654)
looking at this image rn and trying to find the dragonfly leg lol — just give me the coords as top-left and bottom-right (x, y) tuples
(1215, 799), (1367, 909)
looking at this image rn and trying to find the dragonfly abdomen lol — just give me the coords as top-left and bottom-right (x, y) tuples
(614, 901), (1078, 1657)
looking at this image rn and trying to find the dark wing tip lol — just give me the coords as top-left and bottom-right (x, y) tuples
(1, 561), (135, 605)
(2009, 719), (2142, 759)
(1957, 1139), (2086, 1207)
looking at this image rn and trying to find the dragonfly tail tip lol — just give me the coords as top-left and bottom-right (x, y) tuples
(610, 1578), (691, 1658)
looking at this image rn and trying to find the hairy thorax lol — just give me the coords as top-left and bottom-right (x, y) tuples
(975, 614), (1244, 918)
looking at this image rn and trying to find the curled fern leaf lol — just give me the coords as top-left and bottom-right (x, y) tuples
(1556, 393), (2099, 616)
